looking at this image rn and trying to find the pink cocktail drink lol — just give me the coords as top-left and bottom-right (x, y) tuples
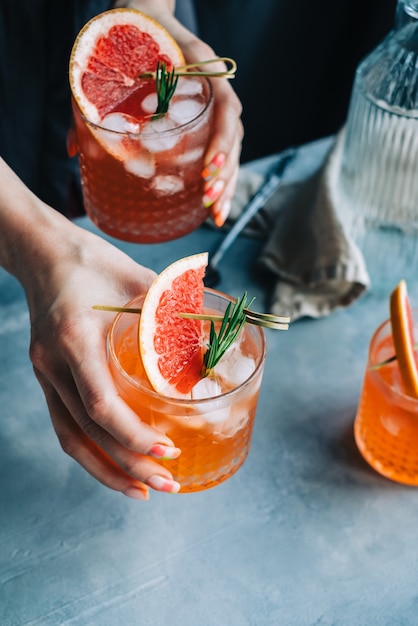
(71, 75), (213, 243)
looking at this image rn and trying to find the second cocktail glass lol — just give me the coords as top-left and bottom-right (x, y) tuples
(354, 311), (418, 485)
(71, 75), (214, 243)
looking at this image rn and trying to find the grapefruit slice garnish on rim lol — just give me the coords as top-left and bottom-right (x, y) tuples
(139, 252), (208, 398)
(69, 8), (184, 124)
(389, 279), (418, 398)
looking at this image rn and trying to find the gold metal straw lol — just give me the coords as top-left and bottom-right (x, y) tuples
(179, 312), (289, 331)
(92, 304), (290, 331)
(139, 57), (237, 80)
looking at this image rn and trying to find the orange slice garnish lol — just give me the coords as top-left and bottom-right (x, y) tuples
(389, 279), (418, 398)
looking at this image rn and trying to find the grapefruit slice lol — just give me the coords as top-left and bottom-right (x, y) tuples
(139, 253), (208, 398)
(389, 279), (418, 398)
(69, 8), (184, 124)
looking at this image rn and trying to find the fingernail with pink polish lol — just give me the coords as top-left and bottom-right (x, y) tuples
(148, 475), (181, 494)
(202, 153), (226, 181)
(149, 444), (181, 460)
(203, 179), (225, 208)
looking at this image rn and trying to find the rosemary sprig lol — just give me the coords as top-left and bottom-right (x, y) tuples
(153, 60), (178, 118)
(202, 292), (255, 375)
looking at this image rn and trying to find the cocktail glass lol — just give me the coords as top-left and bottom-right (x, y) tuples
(71, 76), (214, 243)
(354, 311), (418, 485)
(108, 288), (267, 493)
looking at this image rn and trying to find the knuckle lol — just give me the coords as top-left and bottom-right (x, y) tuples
(83, 391), (112, 430)
(119, 456), (142, 478)
(120, 429), (146, 453)
(186, 39), (215, 62)
(29, 338), (50, 371)
(81, 392), (144, 452)
(79, 413), (102, 442)
(232, 95), (243, 118)
(30, 315), (87, 371)
(237, 121), (244, 140)
(56, 317), (88, 352)
(77, 409), (111, 452)
(56, 430), (78, 459)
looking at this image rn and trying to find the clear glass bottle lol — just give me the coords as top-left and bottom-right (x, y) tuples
(336, 0), (418, 290)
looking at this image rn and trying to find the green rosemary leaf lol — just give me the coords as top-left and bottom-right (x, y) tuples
(203, 292), (251, 375)
(153, 60), (179, 118)
(218, 302), (232, 342)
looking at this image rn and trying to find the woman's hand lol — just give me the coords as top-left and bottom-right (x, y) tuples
(114, 0), (244, 226)
(27, 224), (185, 500)
(171, 27), (243, 228)
(0, 158), (182, 499)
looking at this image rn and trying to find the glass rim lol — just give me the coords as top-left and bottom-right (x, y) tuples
(368, 310), (418, 404)
(107, 286), (267, 405)
(71, 76), (214, 138)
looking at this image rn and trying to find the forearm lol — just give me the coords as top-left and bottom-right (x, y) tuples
(0, 157), (83, 290)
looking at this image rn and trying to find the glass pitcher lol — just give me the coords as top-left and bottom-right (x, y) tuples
(336, 0), (418, 290)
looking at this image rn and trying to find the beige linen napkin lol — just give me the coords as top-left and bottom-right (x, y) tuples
(227, 133), (370, 320)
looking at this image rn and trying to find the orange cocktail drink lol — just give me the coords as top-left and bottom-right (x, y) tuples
(354, 312), (418, 485)
(108, 289), (266, 493)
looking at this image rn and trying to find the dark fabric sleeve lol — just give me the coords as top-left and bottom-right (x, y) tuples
(0, 0), (111, 216)
(0, 1), (48, 195)
(194, 0), (397, 162)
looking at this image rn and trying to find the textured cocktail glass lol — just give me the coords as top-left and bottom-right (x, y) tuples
(108, 289), (266, 493)
(72, 77), (213, 243)
(354, 312), (418, 485)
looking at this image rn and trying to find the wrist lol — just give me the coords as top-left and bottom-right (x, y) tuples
(0, 158), (84, 290)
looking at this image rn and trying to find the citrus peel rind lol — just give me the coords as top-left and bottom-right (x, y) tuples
(389, 279), (418, 399)
(139, 253), (208, 398)
(69, 8), (184, 124)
